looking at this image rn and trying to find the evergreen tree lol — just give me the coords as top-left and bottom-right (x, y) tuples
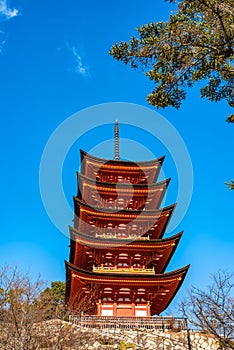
(110, 0), (234, 121)
(40, 281), (65, 319)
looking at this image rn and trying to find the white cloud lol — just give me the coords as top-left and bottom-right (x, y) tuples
(68, 44), (90, 78)
(0, 0), (19, 20)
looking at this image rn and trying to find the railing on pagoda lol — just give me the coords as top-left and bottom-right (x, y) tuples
(88, 223), (155, 237)
(92, 266), (155, 274)
(95, 232), (150, 240)
(69, 315), (188, 331)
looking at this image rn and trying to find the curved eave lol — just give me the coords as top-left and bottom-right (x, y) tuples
(66, 260), (189, 283)
(80, 149), (165, 168)
(74, 197), (176, 217)
(77, 172), (171, 190)
(151, 264), (189, 315)
(69, 226), (183, 250)
(66, 261), (190, 315)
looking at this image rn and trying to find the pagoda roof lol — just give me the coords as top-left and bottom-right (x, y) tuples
(80, 149), (165, 168)
(80, 150), (165, 184)
(69, 225), (182, 250)
(77, 173), (170, 210)
(74, 198), (175, 239)
(66, 260), (189, 284)
(74, 197), (175, 218)
(69, 227), (182, 273)
(77, 172), (170, 190)
(65, 261), (189, 315)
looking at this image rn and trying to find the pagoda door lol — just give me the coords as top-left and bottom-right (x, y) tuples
(116, 305), (133, 317)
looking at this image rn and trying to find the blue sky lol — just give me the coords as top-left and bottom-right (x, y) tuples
(0, 0), (233, 311)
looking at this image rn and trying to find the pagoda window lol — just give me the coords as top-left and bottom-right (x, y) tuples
(137, 288), (146, 294)
(107, 223), (114, 233)
(117, 223), (126, 233)
(127, 199), (133, 209)
(131, 225), (138, 233)
(119, 288), (131, 294)
(118, 223), (126, 228)
(134, 254), (142, 260)
(117, 175), (123, 182)
(108, 199), (114, 208)
(103, 297), (113, 302)
(133, 263), (142, 268)
(118, 253), (128, 260)
(117, 296), (132, 302)
(117, 233), (127, 238)
(117, 297), (124, 302)
(117, 198), (124, 209)
(117, 228), (128, 238)
(135, 297), (146, 303)
(104, 262), (113, 267)
(117, 262), (129, 267)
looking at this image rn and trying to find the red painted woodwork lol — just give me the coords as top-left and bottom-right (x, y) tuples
(65, 149), (189, 316)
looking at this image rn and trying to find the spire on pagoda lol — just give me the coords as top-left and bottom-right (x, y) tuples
(114, 120), (119, 161)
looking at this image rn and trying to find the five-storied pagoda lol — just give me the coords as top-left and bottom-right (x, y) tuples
(65, 121), (189, 317)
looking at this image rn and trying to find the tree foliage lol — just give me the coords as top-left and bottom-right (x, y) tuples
(180, 271), (234, 349)
(224, 179), (234, 190)
(110, 0), (234, 121)
(40, 281), (66, 319)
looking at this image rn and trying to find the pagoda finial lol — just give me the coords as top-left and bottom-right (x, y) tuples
(114, 120), (119, 160)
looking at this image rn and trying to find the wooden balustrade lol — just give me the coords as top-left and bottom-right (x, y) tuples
(95, 232), (150, 240)
(69, 315), (188, 331)
(93, 266), (155, 274)
(92, 224), (152, 238)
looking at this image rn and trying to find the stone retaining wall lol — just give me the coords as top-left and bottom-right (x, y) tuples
(34, 319), (224, 350)
(81, 327), (220, 349)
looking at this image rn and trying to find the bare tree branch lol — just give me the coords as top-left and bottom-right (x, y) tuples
(180, 271), (234, 349)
